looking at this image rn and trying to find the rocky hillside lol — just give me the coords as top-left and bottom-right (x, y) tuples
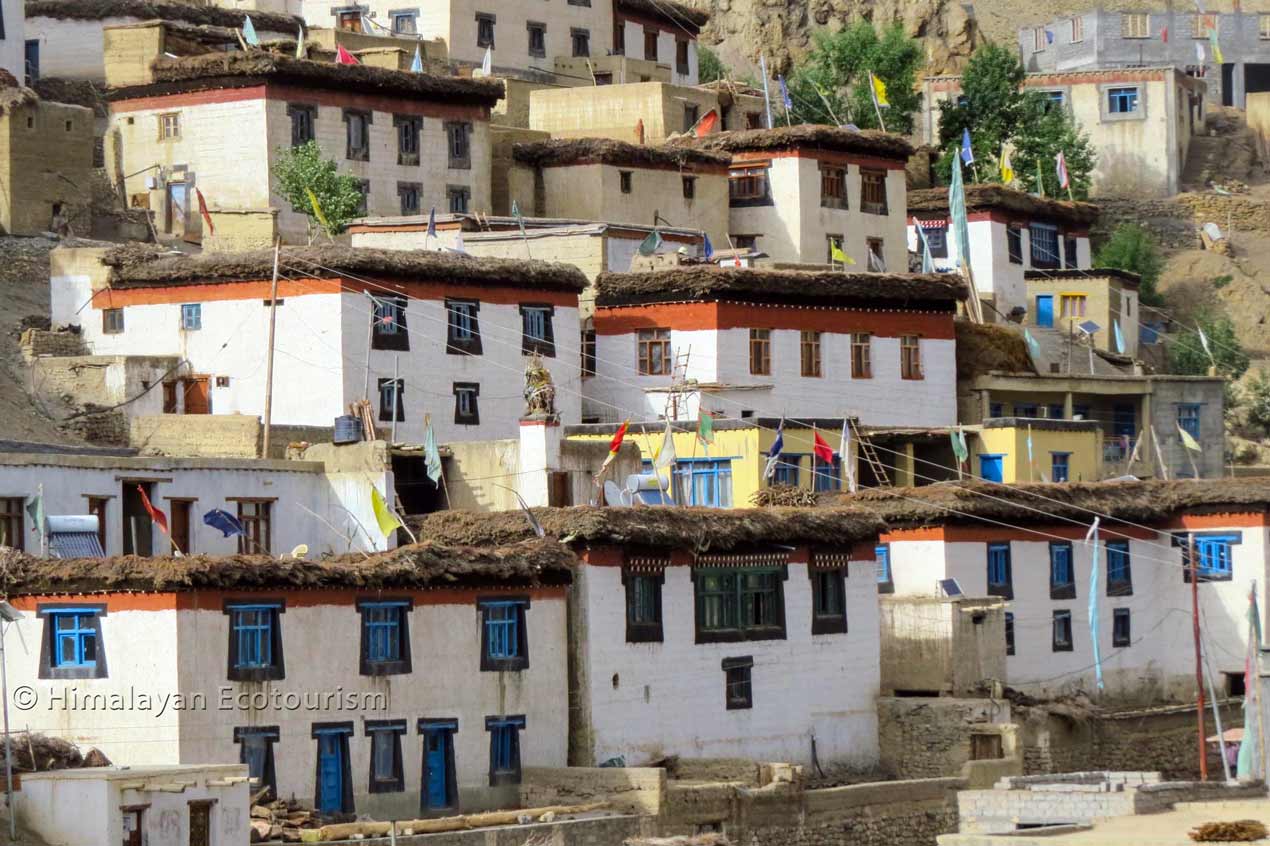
(688, 0), (1257, 78)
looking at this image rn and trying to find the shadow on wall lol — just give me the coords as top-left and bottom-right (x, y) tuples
(1093, 149), (1170, 199)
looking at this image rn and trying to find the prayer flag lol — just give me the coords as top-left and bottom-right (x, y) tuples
(242, 15), (260, 46)
(870, 73), (889, 108)
(813, 429), (834, 464)
(830, 240), (854, 265)
(1087, 518), (1104, 690)
(778, 75), (793, 112)
(1045, 29), (1054, 44)
(370, 485), (403, 537)
(196, 188), (214, 236)
(960, 128), (974, 165)
(638, 229), (663, 256)
(480, 46), (493, 76)
(1056, 150), (1070, 190)
(694, 109), (719, 136)
(840, 421), (856, 493)
(411, 44), (423, 73)
(1199, 325), (1214, 361)
(306, 188), (330, 230)
(1113, 320), (1125, 354)
(655, 420), (677, 470)
(600, 420), (630, 473)
(697, 409), (715, 446)
(25, 491), (44, 535)
(1024, 328), (1042, 360)
(1026, 424), (1034, 465)
(1196, 41), (1206, 63)
(510, 488), (545, 538)
(949, 154), (971, 271)
(917, 224), (935, 273)
(1162, 25), (1169, 43)
(335, 44), (360, 65)
(1237, 585), (1263, 778)
(702, 233), (714, 260)
(1209, 29), (1223, 64)
(1178, 424), (1203, 453)
(203, 508), (245, 538)
(426, 207), (437, 238)
(137, 485), (169, 536)
(999, 145), (1015, 184)
(764, 420), (785, 480)
(951, 426), (969, 463)
(423, 422), (443, 484)
(296, 24), (306, 59)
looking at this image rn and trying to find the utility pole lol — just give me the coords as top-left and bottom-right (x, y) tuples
(1190, 532), (1209, 781)
(261, 239), (280, 458)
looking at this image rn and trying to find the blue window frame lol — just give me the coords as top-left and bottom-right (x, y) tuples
(813, 454), (842, 492)
(770, 454), (800, 486)
(987, 542), (1013, 598)
(523, 308), (547, 341)
(180, 303), (202, 331)
(1106, 540), (1132, 595)
(1195, 535), (1237, 580)
(875, 544), (893, 589)
(1178, 404), (1201, 440)
(486, 716), (525, 785)
(232, 606), (274, 669)
(1051, 452), (1071, 483)
(358, 600), (410, 675)
(1043, 90), (1065, 110)
(50, 611), (97, 668)
(519, 304), (555, 355)
(1049, 542), (1075, 599)
(480, 598), (529, 670)
(1108, 87), (1139, 114)
(1030, 223), (1060, 268)
(673, 458), (734, 508)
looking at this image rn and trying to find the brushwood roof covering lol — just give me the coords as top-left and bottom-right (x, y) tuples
(27, 0), (302, 31)
(513, 138), (730, 170)
(907, 184), (1100, 227)
(682, 124), (914, 160)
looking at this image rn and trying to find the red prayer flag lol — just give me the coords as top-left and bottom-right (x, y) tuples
(1162, 25), (1169, 43)
(608, 419), (630, 455)
(813, 430), (835, 464)
(694, 109), (719, 137)
(335, 45), (360, 65)
(137, 485), (169, 536)
(195, 188), (214, 236)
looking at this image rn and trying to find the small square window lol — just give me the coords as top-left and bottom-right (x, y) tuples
(337, 9), (363, 31)
(103, 308), (124, 334)
(158, 113), (180, 140)
(1052, 610), (1073, 652)
(378, 378), (405, 422)
(1112, 609), (1131, 647)
(637, 328), (671, 375)
(1107, 87), (1139, 114)
(181, 303), (201, 331)
(723, 657), (753, 709)
(1121, 12), (1148, 39)
(390, 11), (417, 34)
(47, 609), (100, 671)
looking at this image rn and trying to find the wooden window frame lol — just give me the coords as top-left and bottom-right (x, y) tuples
(453, 382), (480, 425)
(343, 109), (371, 162)
(820, 165), (847, 209)
(1052, 609), (1074, 652)
(230, 498), (274, 556)
(694, 567), (787, 644)
(393, 115), (422, 166)
(637, 328), (672, 376)
(623, 568), (665, 643)
(157, 112), (180, 141)
(800, 330), (821, 378)
(900, 335), (922, 380)
(723, 656), (753, 709)
(103, 307), (125, 335)
(859, 168), (888, 215)
(850, 333), (872, 379)
(0, 497), (24, 551)
(527, 21), (546, 57)
(749, 328), (771, 376)
(1121, 12), (1148, 39)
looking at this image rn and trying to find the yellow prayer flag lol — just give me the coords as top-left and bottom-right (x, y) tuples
(870, 73), (889, 108)
(1177, 424), (1202, 453)
(830, 242), (856, 265)
(370, 485), (403, 536)
(306, 187), (330, 231)
(999, 147), (1015, 184)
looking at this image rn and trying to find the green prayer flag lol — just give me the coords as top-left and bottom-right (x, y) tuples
(697, 410), (715, 446)
(423, 422), (443, 484)
(638, 229), (663, 256)
(25, 492), (44, 535)
(950, 426), (969, 463)
(949, 152), (971, 272)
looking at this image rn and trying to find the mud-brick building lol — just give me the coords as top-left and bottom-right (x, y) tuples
(0, 81), (94, 235)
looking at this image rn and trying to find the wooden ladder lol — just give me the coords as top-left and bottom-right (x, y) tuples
(851, 419), (892, 488)
(663, 346), (693, 421)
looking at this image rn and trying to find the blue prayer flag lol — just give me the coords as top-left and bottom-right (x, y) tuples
(778, 75), (793, 112)
(203, 508), (246, 538)
(702, 233), (714, 260)
(764, 421), (785, 481)
(242, 15), (260, 46)
(426, 207), (436, 237)
(960, 128), (974, 165)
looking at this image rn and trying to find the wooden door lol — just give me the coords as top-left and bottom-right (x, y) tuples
(188, 802), (210, 846)
(169, 500), (191, 555)
(317, 734), (343, 814)
(183, 377), (210, 415)
(121, 809), (143, 846)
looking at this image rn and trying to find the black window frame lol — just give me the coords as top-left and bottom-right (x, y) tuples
(394, 115), (422, 166)
(722, 656), (753, 710)
(1049, 541), (1076, 600)
(683, 102), (700, 133)
(987, 542), (1014, 599)
(446, 298), (483, 356)
(288, 103), (316, 147)
(519, 303), (556, 357)
(623, 567), (665, 643)
(1106, 539), (1133, 596)
(1006, 225), (1023, 264)
(371, 295), (410, 352)
(103, 308), (125, 335)
(1063, 235), (1078, 268)
(1052, 609), (1074, 652)
(343, 108), (371, 162)
(476, 13), (496, 49)
(397, 181), (422, 217)
(1005, 611), (1015, 656)
(224, 599), (286, 682)
(1112, 608), (1131, 647)
(453, 382), (480, 425)
(478, 596), (529, 671)
(365, 719), (407, 793)
(377, 377), (405, 423)
(37, 603), (108, 680)
(485, 715), (525, 786)
(692, 565), (788, 644)
(682, 175), (696, 199)
(527, 21), (547, 57)
(234, 726), (279, 801)
(447, 184), (471, 213)
(619, 171), (632, 193)
(445, 122), (472, 169)
(571, 27), (590, 57)
(809, 563), (848, 636)
(310, 723), (355, 814)
(357, 598), (412, 676)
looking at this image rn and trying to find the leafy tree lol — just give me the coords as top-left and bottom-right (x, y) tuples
(1167, 312), (1249, 381)
(785, 22), (923, 135)
(698, 46), (729, 84)
(1094, 224), (1165, 306)
(1243, 370), (1270, 436)
(935, 44), (1094, 196)
(272, 141), (364, 239)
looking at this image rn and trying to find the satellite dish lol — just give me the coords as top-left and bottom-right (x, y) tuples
(603, 480), (628, 507)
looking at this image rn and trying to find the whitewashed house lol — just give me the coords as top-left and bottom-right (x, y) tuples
(905, 184), (1099, 321)
(586, 266), (965, 427)
(0, 538), (572, 817)
(422, 506), (887, 768)
(48, 245), (587, 445)
(684, 125), (913, 269)
(847, 479), (1270, 703)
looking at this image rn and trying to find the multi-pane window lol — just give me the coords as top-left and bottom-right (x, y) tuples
(1049, 542), (1075, 598)
(695, 568), (785, 641)
(363, 603), (405, 664)
(1071, 16), (1084, 42)
(820, 165), (847, 209)
(728, 167), (768, 204)
(724, 658), (753, 709)
(1059, 294), (1087, 318)
(580, 327), (596, 377)
(158, 112), (180, 140)
(624, 570), (663, 642)
(395, 116), (421, 166)
(447, 186), (470, 214)
(672, 460), (733, 507)
(446, 299), (482, 355)
(1051, 452), (1070, 482)
(49, 610), (97, 668)
(236, 500), (272, 555)
(476, 13), (495, 48)
(1052, 610), (1073, 651)
(479, 599), (528, 670)
(398, 182), (421, 216)
(1178, 403), (1201, 440)
(103, 308), (125, 334)
(378, 378), (405, 422)
(1112, 609), (1131, 647)
(1107, 87), (1139, 114)
(289, 104), (315, 147)
(850, 333), (872, 378)
(229, 605), (276, 670)
(520, 305), (555, 356)
(810, 567), (847, 635)
(1007, 225), (1023, 264)
(571, 28), (590, 57)
(344, 110), (370, 161)
(1030, 223), (1060, 268)
(181, 303), (201, 331)
(638, 328), (672, 375)
(859, 169), (888, 215)
(446, 122), (472, 169)
(391, 11), (417, 34)
(676, 39), (690, 75)
(800, 331), (822, 377)
(337, 10), (362, 31)
(813, 454), (841, 492)
(527, 22), (546, 57)
(371, 295), (408, 351)
(454, 382), (480, 425)
(900, 335), (922, 380)
(1121, 13), (1148, 38)
(1191, 534), (1238, 580)
(1033, 27), (1047, 52)
(770, 453), (799, 486)
(987, 542), (1013, 598)
(1106, 539), (1133, 595)
(749, 329), (771, 375)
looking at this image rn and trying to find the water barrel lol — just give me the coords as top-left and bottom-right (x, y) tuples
(333, 415), (363, 445)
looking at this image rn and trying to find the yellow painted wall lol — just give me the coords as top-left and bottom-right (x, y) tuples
(971, 425), (1103, 483)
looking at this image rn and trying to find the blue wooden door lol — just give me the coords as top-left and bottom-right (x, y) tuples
(1036, 295), (1054, 328)
(317, 735), (342, 814)
(425, 732), (450, 809)
(979, 454), (1004, 483)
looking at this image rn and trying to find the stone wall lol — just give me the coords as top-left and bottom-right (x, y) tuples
(63, 409), (128, 445)
(130, 414), (263, 458)
(19, 329), (85, 362)
(878, 698), (1016, 781)
(520, 767), (666, 816)
(395, 814), (652, 846)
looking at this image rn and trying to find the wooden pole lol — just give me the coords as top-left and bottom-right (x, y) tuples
(390, 355), (400, 443)
(363, 292), (376, 403)
(868, 71), (886, 132)
(1190, 532), (1209, 782)
(261, 239), (280, 459)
